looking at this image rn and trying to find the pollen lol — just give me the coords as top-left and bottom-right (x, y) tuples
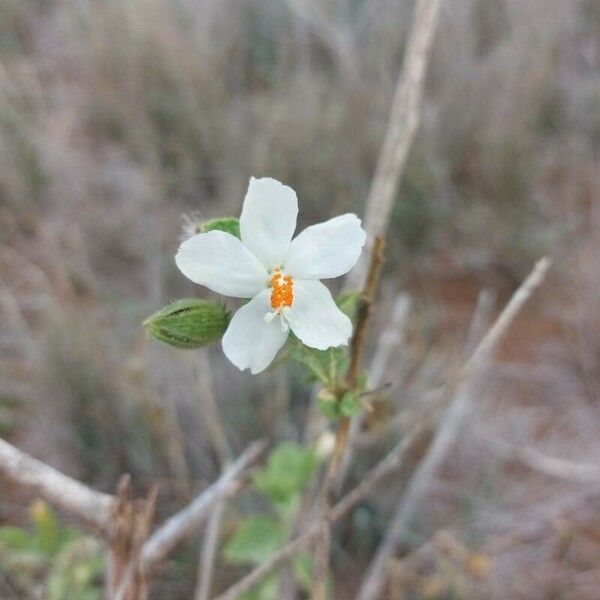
(270, 268), (293, 309)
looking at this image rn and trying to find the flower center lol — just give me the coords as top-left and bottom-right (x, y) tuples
(270, 267), (294, 309)
(264, 268), (294, 332)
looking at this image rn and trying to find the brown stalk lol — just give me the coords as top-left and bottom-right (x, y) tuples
(312, 236), (385, 600)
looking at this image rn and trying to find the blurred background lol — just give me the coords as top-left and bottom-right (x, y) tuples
(0, 0), (599, 598)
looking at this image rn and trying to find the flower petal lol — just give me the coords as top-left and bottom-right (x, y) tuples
(284, 214), (366, 280)
(240, 177), (298, 270)
(176, 231), (268, 298)
(288, 280), (352, 350)
(222, 290), (289, 374)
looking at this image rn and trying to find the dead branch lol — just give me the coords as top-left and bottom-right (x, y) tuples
(140, 439), (265, 570)
(0, 437), (114, 535)
(491, 439), (600, 484)
(356, 257), (552, 600)
(193, 352), (234, 600)
(213, 422), (427, 600)
(347, 0), (445, 287)
(114, 440), (265, 600)
(312, 237), (385, 599)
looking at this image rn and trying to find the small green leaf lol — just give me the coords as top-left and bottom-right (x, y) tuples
(238, 573), (279, 600)
(223, 516), (285, 565)
(289, 336), (349, 387)
(254, 443), (317, 504)
(201, 217), (241, 239)
(316, 389), (341, 420)
(0, 526), (30, 552)
(336, 291), (361, 322)
(144, 298), (230, 349)
(293, 552), (314, 593)
(30, 500), (60, 556)
(339, 391), (361, 417)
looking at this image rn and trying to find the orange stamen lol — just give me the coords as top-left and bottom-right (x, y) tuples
(270, 268), (294, 309)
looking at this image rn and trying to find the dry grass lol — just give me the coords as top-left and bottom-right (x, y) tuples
(1, 0), (599, 598)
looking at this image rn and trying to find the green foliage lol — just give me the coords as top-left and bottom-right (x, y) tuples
(339, 391), (361, 417)
(0, 501), (103, 599)
(253, 442), (317, 505)
(222, 443), (320, 598)
(200, 217), (241, 239)
(336, 291), (361, 322)
(289, 292), (360, 394)
(223, 516), (286, 565)
(144, 298), (230, 349)
(237, 574), (279, 600)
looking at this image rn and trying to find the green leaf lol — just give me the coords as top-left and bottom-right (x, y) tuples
(144, 298), (230, 349)
(238, 573), (279, 600)
(200, 217), (241, 239)
(316, 389), (341, 420)
(30, 500), (60, 556)
(223, 516), (285, 566)
(293, 552), (314, 593)
(289, 337), (349, 387)
(339, 391), (361, 417)
(336, 291), (361, 322)
(48, 537), (103, 600)
(253, 443), (317, 505)
(0, 527), (30, 552)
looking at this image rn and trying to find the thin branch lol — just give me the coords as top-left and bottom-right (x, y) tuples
(140, 440), (266, 570)
(195, 501), (227, 600)
(339, 294), (412, 489)
(462, 289), (497, 359)
(347, 0), (444, 287)
(114, 441), (266, 600)
(356, 257), (552, 600)
(313, 237), (385, 599)
(491, 438), (600, 484)
(347, 237), (386, 389)
(0, 437), (113, 535)
(193, 352), (234, 600)
(283, 0), (358, 82)
(213, 423), (427, 600)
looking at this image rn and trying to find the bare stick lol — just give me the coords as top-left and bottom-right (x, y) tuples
(195, 501), (227, 600)
(338, 294), (412, 489)
(0, 437), (113, 535)
(312, 237), (385, 599)
(489, 438), (600, 484)
(283, 0), (357, 82)
(193, 352), (234, 600)
(347, 0), (444, 287)
(214, 422), (426, 600)
(356, 257), (551, 600)
(140, 440), (265, 569)
(114, 441), (265, 600)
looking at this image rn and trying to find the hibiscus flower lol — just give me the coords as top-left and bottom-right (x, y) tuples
(176, 177), (366, 373)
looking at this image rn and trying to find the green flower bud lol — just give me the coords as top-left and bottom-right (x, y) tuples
(144, 299), (230, 349)
(201, 217), (241, 239)
(316, 387), (340, 420)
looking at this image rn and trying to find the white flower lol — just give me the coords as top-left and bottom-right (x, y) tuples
(175, 177), (366, 374)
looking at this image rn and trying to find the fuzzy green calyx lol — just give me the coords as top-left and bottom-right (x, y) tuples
(144, 299), (230, 349)
(201, 217), (241, 239)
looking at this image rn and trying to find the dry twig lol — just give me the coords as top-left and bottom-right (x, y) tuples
(356, 257), (552, 600)
(140, 440), (265, 570)
(0, 437), (114, 535)
(114, 440), (266, 600)
(312, 237), (385, 599)
(213, 422), (427, 600)
(348, 0), (444, 287)
(193, 353), (235, 600)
